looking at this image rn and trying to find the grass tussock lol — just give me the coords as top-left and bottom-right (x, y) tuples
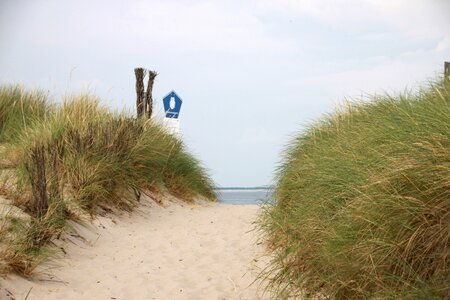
(0, 86), (48, 143)
(0, 86), (215, 276)
(258, 79), (449, 299)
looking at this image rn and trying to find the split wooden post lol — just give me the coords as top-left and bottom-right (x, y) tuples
(134, 68), (157, 119)
(134, 68), (146, 118)
(145, 71), (157, 119)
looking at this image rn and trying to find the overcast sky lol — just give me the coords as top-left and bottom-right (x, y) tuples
(1, 0), (449, 187)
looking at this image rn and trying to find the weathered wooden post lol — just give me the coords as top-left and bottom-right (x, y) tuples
(26, 145), (48, 217)
(134, 68), (146, 118)
(145, 71), (157, 119)
(445, 61), (450, 80)
(135, 68), (157, 119)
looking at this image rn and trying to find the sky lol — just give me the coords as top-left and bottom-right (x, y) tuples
(0, 0), (449, 187)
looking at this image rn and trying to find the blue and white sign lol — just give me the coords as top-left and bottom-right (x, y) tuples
(163, 91), (182, 119)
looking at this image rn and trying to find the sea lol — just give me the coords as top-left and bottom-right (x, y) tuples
(215, 188), (274, 205)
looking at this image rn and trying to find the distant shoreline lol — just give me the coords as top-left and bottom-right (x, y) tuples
(213, 186), (273, 191)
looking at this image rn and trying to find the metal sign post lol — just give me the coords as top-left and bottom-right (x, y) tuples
(162, 91), (183, 135)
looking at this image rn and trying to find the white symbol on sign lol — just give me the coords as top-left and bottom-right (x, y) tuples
(170, 97), (176, 109)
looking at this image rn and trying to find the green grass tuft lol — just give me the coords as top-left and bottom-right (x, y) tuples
(0, 86), (48, 143)
(258, 79), (449, 299)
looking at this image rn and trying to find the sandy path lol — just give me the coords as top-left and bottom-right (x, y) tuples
(1, 201), (270, 300)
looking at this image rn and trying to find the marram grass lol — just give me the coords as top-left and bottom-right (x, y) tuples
(258, 79), (449, 299)
(0, 86), (48, 143)
(0, 86), (215, 275)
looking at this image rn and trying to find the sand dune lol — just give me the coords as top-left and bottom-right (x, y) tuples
(1, 199), (270, 300)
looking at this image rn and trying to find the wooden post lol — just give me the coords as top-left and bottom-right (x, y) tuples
(134, 68), (146, 118)
(145, 71), (157, 119)
(26, 145), (48, 217)
(445, 61), (450, 80)
(135, 68), (158, 119)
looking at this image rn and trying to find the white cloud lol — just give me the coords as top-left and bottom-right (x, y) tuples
(436, 36), (450, 52)
(120, 1), (299, 54)
(301, 55), (444, 98)
(257, 0), (375, 22)
(257, 0), (449, 41)
(3, 0), (299, 55)
(253, 0), (450, 98)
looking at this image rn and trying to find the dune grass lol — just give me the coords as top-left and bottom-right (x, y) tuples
(0, 86), (215, 275)
(0, 86), (48, 143)
(258, 79), (449, 299)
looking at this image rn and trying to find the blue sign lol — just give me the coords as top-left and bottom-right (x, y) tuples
(163, 91), (183, 119)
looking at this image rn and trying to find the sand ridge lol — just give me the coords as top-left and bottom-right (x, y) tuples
(1, 199), (270, 300)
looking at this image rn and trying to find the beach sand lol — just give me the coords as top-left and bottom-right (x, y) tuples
(1, 198), (270, 300)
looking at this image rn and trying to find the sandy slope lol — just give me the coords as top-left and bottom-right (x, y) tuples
(0, 199), (270, 300)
